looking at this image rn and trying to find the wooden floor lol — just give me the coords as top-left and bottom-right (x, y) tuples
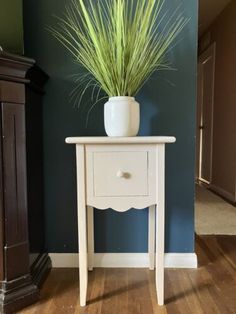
(18, 235), (236, 314)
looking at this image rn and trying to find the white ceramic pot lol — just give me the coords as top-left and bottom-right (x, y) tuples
(104, 96), (140, 137)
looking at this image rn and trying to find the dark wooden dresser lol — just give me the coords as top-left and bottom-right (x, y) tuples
(0, 51), (51, 313)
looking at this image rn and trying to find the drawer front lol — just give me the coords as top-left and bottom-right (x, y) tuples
(93, 151), (148, 197)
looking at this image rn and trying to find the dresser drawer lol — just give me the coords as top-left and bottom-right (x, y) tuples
(85, 144), (156, 210)
(93, 151), (148, 197)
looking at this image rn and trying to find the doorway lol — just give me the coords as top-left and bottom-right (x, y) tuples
(196, 0), (236, 236)
(196, 43), (215, 185)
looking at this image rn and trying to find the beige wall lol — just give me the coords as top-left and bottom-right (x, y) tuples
(0, 0), (23, 53)
(200, 0), (236, 201)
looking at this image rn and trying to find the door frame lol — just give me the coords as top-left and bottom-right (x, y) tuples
(196, 42), (216, 184)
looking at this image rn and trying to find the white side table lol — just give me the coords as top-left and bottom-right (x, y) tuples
(66, 136), (176, 307)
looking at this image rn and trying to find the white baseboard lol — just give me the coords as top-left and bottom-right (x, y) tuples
(164, 253), (197, 268)
(49, 253), (197, 269)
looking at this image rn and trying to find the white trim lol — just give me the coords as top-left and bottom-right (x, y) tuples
(66, 136), (176, 145)
(198, 43), (216, 184)
(199, 178), (210, 185)
(49, 253), (197, 269)
(164, 253), (198, 268)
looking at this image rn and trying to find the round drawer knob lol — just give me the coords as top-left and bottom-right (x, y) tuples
(116, 170), (125, 178)
(116, 170), (131, 179)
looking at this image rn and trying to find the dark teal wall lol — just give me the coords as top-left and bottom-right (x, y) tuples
(23, 0), (198, 253)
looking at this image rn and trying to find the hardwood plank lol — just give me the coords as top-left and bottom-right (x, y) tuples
(147, 270), (167, 314)
(165, 270), (184, 314)
(85, 268), (105, 314)
(126, 269), (154, 314)
(198, 237), (236, 313)
(114, 269), (128, 314)
(177, 269), (203, 314)
(187, 268), (222, 314)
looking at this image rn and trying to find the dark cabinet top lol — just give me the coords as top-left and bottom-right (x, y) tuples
(0, 51), (49, 97)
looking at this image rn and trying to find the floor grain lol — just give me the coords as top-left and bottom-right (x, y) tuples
(18, 236), (236, 314)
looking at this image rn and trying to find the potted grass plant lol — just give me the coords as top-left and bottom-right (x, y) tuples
(50, 0), (188, 136)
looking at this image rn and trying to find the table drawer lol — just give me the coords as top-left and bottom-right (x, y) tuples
(93, 151), (148, 197)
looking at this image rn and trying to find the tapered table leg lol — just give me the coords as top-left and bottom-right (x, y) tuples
(87, 206), (94, 271)
(148, 205), (156, 270)
(156, 144), (165, 306)
(76, 145), (88, 307)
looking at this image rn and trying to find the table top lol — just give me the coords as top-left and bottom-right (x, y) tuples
(65, 136), (176, 144)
